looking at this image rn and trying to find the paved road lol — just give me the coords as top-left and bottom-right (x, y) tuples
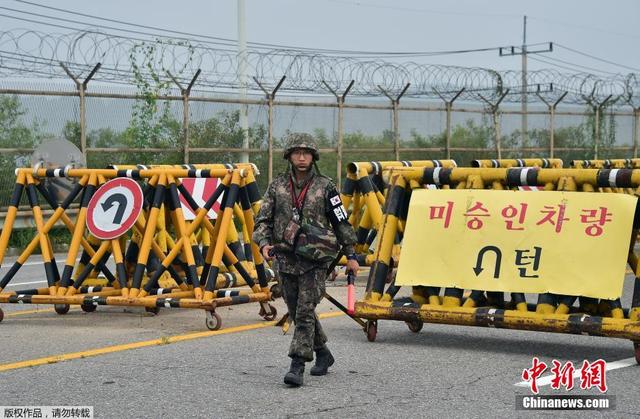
(0, 258), (638, 417)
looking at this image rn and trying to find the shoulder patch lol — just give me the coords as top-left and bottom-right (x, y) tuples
(326, 187), (348, 224)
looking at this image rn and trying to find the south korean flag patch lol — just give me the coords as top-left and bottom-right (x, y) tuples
(327, 188), (348, 224)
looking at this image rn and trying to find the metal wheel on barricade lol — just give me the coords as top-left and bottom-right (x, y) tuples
(634, 342), (640, 365)
(260, 303), (278, 321)
(0, 307), (4, 323)
(145, 307), (160, 315)
(406, 320), (423, 333)
(205, 310), (222, 330)
(81, 303), (97, 313)
(54, 304), (70, 315)
(366, 320), (377, 342)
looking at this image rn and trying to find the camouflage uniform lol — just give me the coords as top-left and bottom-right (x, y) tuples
(253, 136), (356, 362)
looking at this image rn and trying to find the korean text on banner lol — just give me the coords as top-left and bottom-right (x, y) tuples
(395, 189), (637, 300)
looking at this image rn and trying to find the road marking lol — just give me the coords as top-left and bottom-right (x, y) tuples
(0, 311), (345, 372)
(21, 261), (54, 267)
(5, 280), (48, 287)
(5, 308), (56, 317)
(6, 259), (81, 267)
(515, 357), (637, 388)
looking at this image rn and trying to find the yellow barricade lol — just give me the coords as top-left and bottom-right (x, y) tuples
(571, 159), (640, 169)
(0, 164), (277, 330)
(471, 158), (563, 168)
(339, 160), (457, 266)
(569, 159), (640, 195)
(339, 158), (554, 267)
(354, 166), (640, 363)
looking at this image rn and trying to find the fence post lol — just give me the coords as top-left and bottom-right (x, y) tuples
(536, 91), (567, 158)
(60, 62), (101, 161)
(254, 76), (286, 183)
(434, 88), (465, 159)
(378, 83), (410, 161)
(582, 90), (614, 160)
(168, 69), (201, 164)
(596, 95), (614, 160)
(478, 90), (509, 159)
(322, 80), (354, 188)
(634, 107), (640, 158)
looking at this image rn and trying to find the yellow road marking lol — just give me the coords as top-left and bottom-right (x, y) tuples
(0, 311), (345, 372)
(5, 308), (56, 317)
(5, 307), (82, 317)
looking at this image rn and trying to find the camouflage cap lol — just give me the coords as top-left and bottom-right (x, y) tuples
(283, 132), (319, 161)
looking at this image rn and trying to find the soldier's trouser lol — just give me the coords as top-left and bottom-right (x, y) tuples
(279, 268), (328, 362)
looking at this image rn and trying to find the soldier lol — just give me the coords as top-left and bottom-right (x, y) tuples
(253, 132), (359, 387)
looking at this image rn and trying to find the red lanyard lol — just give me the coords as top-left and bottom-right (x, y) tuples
(289, 175), (313, 212)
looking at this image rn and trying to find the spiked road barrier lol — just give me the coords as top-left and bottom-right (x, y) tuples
(0, 164), (277, 330)
(352, 165), (640, 363)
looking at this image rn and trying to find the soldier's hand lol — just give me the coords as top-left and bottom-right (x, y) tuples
(346, 258), (359, 276)
(262, 245), (275, 261)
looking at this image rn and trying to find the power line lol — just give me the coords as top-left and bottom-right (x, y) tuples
(0, 13), (157, 43)
(555, 43), (640, 73)
(528, 55), (615, 76)
(528, 16), (640, 40)
(8, 0), (506, 57)
(0, 6), (241, 50)
(0, 10), (507, 59)
(0, 9), (506, 59)
(324, 0), (522, 18)
(8, 0), (640, 76)
(527, 55), (585, 74)
(11, 0), (288, 50)
(529, 54), (620, 76)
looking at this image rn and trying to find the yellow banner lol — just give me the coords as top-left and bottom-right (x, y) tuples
(396, 189), (637, 299)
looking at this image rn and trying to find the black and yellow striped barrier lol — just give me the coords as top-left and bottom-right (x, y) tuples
(340, 160), (457, 266)
(569, 159), (640, 195)
(354, 165), (640, 363)
(0, 165), (276, 330)
(339, 159), (553, 267)
(571, 159), (640, 169)
(471, 158), (563, 168)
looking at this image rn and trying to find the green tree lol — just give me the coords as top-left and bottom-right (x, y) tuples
(62, 120), (81, 149)
(188, 109), (268, 189)
(405, 119), (497, 164)
(0, 95), (48, 206)
(0, 96), (46, 149)
(122, 39), (195, 164)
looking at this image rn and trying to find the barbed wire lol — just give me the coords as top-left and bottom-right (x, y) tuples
(0, 28), (638, 106)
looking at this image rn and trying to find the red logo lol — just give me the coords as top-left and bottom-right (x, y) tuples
(521, 357), (608, 394)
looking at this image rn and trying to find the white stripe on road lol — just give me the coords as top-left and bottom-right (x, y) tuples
(515, 357), (637, 388)
(20, 261), (57, 267)
(5, 280), (48, 287)
(5, 258), (81, 267)
(3, 257), (84, 287)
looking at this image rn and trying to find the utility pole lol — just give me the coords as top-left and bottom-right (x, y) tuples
(499, 20), (553, 152)
(521, 15), (527, 150)
(238, 0), (249, 163)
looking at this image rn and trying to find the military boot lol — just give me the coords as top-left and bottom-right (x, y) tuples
(284, 357), (305, 387)
(310, 347), (335, 376)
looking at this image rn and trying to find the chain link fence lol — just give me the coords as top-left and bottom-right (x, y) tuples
(0, 78), (639, 209)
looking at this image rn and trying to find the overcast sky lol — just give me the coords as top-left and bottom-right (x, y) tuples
(1, 0), (639, 76)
